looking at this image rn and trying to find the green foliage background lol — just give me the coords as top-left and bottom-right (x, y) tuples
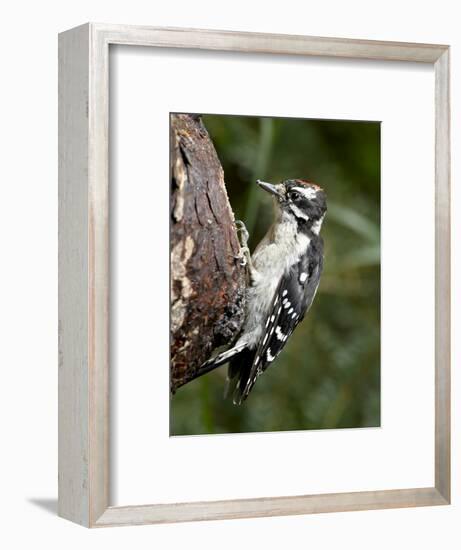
(171, 114), (381, 436)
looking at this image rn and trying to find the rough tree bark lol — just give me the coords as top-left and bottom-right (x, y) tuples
(170, 114), (246, 393)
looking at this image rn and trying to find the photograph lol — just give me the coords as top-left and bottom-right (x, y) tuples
(170, 112), (381, 436)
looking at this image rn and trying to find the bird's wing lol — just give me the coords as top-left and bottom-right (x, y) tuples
(241, 249), (323, 400)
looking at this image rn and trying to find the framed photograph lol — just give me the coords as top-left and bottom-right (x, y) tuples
(58, 23), (450, 527)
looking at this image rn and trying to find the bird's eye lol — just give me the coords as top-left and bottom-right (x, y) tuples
(290, 191), (299, 201)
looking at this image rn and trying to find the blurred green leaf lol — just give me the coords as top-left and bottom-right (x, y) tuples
(244, 117), (275, 237)
(327, 201), (379, 243)
(342, 245), (380, 269)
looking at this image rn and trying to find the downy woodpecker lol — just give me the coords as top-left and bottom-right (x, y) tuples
(201, 179), (327, 404)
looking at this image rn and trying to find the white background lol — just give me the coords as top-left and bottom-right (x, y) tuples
(112, 47), (435, 505)
(1, 1), (459, 548)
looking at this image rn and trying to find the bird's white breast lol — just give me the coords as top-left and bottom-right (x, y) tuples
(238, 215), (310, 348)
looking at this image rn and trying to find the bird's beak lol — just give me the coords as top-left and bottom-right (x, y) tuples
(256, 180), (284, 199)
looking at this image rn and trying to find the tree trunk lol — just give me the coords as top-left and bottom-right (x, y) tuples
(170, 114), (246, 393)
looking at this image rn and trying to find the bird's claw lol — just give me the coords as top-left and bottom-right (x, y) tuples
(235, 220), (249, 248)
(234, 220), (254, 271)
(234, 246), (249, 267)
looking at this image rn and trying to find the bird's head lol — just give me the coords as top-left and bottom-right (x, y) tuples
(257, 178), (327, 233)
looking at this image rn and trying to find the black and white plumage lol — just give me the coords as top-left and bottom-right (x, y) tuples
(200, 179), (327, 404)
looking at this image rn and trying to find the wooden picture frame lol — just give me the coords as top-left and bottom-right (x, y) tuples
(58, 23), (450, 527)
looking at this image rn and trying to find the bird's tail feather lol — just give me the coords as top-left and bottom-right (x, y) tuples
(191, 343), (247, 384)
(225, 348), (256, 405)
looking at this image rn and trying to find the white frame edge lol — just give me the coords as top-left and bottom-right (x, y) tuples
(58, 23), (451, 528)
